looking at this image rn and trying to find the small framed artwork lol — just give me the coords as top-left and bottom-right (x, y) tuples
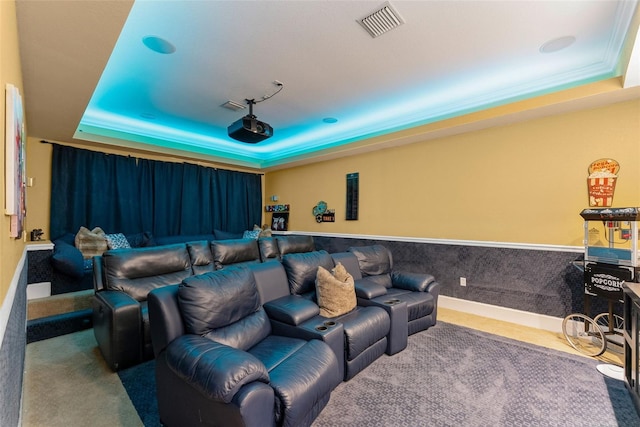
(271, 212), (289, 231)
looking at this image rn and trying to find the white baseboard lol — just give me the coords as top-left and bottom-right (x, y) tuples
(26, 282), (52, 300)
(439, 295), (564, 333)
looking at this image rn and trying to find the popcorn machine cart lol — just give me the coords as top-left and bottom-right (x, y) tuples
(562, 207), (640, 363)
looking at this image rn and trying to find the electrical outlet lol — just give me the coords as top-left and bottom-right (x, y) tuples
(460, 277), (467, 287)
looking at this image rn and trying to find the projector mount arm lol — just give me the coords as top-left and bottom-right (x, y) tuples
(244, 80), (284, 117)
(245, 99), (257, 119)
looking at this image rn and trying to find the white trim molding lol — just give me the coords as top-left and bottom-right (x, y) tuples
(439, 295), (564, 333)
(26, 241), (54, 251)
(278, 230), (584, 253)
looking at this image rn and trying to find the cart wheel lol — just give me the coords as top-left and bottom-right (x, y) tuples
(562, 313), (606, 357)
(593, 313), (625, 351)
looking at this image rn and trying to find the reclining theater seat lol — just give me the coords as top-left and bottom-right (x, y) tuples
(148, 268), (340, 427)
(92, 243), (195, 371)
(249, 261), (347, 381)
(279, 250), (390, 381)
(346, 244), (441, 336)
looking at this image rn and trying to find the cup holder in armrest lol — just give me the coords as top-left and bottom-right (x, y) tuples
(316, 320), (337, 331)
(384, 298), (401, 305)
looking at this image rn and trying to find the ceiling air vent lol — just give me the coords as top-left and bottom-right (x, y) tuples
(358, 2), (405, 38)
(221, 100), (246, 111)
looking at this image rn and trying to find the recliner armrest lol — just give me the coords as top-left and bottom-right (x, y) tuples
(391, 271), (436, 292)
(148, 284), (185, 356)
(166, 335), (270, 403)
(354, 278), (388, 299)
(263, 295), (319, 326)
(92, 289), (142, 371)
(426, 280), (441, 296)
(93, 256), (105, 291)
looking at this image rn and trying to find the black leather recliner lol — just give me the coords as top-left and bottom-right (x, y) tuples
(346, 245), (441, 335)
(92, 243), (195, 370)
(148, 267), (341, 427)
(271, 250), (391, 381)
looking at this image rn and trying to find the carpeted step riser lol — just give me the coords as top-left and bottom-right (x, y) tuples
(27, 309), (93, 343)
(27, 289), (93, 320)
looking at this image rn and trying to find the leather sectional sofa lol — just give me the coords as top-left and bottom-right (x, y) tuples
(92, 236), (314, 371)
(51, 230), (237, 294)
(92, 235), (440, 426)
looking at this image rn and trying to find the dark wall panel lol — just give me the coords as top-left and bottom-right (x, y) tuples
(0, 261), (27, 427)
(313, 235), (613, 318)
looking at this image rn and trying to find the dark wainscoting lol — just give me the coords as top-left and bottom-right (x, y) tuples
(0, 258), (27, 427)
(313, 235), (616, 318)
(26, 248), (52, 284)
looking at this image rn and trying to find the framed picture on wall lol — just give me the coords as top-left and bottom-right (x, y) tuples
(5, 83), (26, 239)
(271, 212), (289, 231)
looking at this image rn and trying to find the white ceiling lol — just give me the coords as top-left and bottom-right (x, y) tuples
(15, 1), (640, 170)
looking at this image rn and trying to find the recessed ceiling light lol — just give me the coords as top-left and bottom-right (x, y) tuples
(323, 117), (338, 124)
(540, 36), (576, 53)
(142, 36), (176, 54)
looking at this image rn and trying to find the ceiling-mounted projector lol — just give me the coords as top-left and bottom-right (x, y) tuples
(228, 99), (273, 143)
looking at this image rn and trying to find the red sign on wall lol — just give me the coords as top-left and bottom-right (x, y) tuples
(587, 158), (619, 207)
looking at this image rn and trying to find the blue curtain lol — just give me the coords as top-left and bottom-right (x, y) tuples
(50, 144), (262, 239)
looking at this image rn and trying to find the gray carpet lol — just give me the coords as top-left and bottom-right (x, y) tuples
(312, 322), (637, 426)
(119, 322), (639, 426)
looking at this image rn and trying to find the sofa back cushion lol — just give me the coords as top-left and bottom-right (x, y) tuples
(276, 235), (315, 256)
(125, 231), (156, 248)
(249, 262), (290, 304)
(211, 238), (261, 270)
(154, 233), (215, 246)
(103, 244), (192, 301)
(281, 250), (334, 296)
(213, 229), (244, 240)
(187, 240), (214, 275)
(258, 237), (280, 262)
(179, 267), (269, 351)
(348, 245), (394, 288)
(330, 252), (363, 280)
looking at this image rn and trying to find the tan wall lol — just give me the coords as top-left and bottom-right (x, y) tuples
(1, 0), (26, 306)
(265, 98), (640, 246)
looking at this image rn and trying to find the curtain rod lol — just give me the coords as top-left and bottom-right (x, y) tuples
(39, 140), (264, 175)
